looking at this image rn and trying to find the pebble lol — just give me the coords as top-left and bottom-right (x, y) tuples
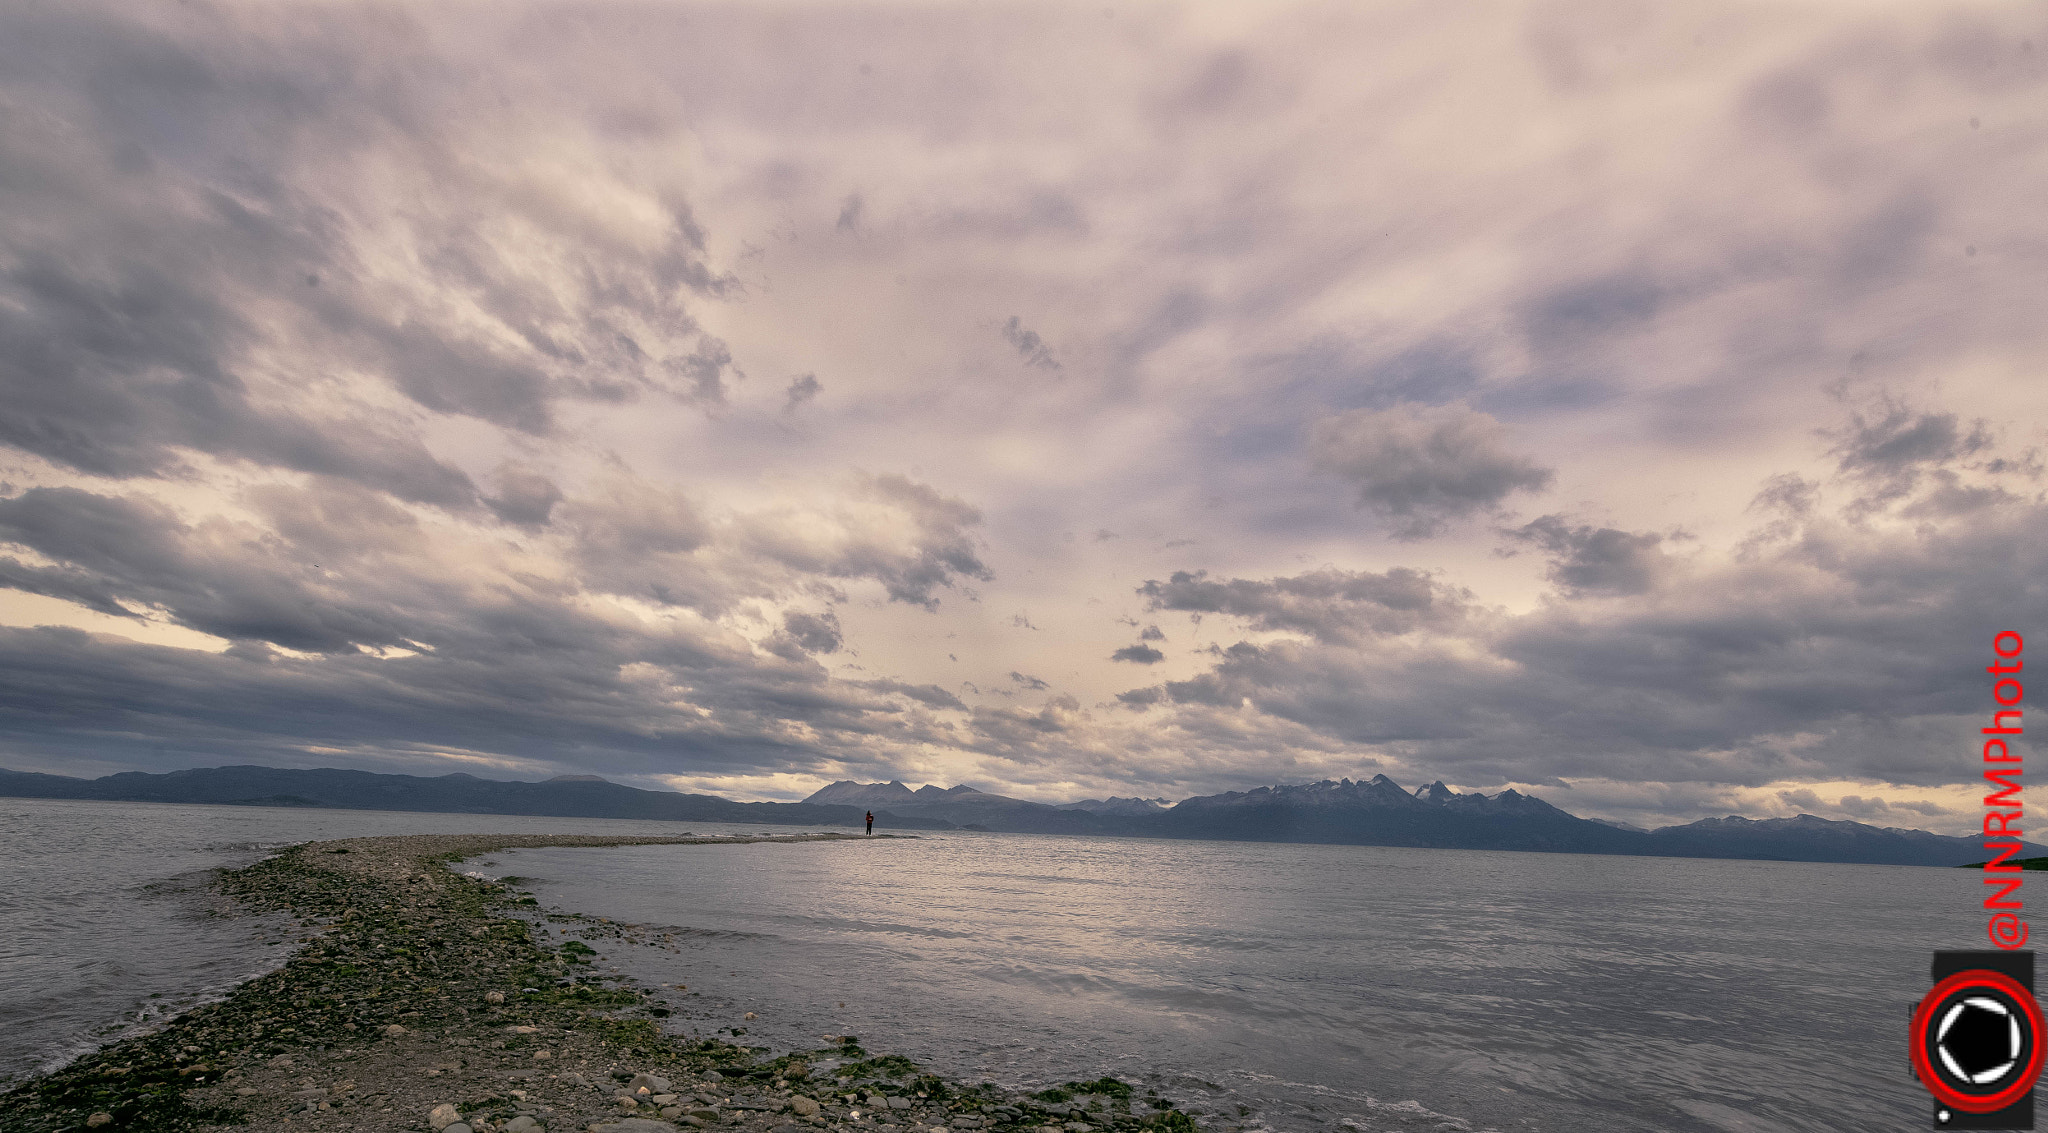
(431, 1102), (463, 1130)
(446, 1125), (475, 1133)
(86, 1115), (112, 1128)
(790, 1097), (823, 1118)
(506, 1117), (543, 1132)
(386, 1023), (409, 1036)
(630, 1072), (673, 1093)
(486, 990), (507, 1004)
(599, 1120), (684, 1133)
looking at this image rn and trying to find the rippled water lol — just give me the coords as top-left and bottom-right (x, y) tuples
(475, 832), (1989, 1133)
(0, 796), (762, 1087)
(0, 798), (1992, 1132)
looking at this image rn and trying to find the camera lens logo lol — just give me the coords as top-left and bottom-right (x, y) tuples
(1914, 969), (2046, 1121)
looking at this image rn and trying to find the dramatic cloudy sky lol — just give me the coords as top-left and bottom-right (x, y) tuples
(1, 0), (2043, 832)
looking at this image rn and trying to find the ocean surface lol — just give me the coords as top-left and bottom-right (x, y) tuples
(0, 796), (774, 1088)
(2, 797), (1996, 1132)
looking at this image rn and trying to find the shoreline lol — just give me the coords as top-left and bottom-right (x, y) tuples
(0, 832), (1204, 1133)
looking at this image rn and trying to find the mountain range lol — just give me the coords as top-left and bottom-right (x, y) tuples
(0, 764), (2023, 867)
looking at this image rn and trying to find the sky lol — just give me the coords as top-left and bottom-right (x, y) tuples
(0, 0), (2043, 833)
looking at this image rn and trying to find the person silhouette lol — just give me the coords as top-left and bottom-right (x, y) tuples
(865, 810), (874, 835)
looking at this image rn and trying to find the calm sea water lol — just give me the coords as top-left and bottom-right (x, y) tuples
(0, 796), (769, 1088)
(0, 797), (1994, 1133)
(476, 833), (1990, 1133)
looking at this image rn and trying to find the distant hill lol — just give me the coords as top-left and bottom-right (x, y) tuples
(3, 764), (2026, 867)
(0, 765), (952, 830)
(806, 773), (2040, 867)
(1057, 796), (1169, 816)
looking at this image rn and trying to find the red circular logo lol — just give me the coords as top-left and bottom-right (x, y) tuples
(1912, 969), (2047, 1113)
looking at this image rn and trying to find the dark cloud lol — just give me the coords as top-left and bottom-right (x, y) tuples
(779, 609), (843, 655)
(0, 3), (739, 515)
(1501, 515), (1671, 597)
(1828, 401), (1993, 506)
(1009, 671), (1049, 691)
(1138, 624), (1165, 641)
(836, 193), (864, 233)
(1001, 316), (1060, 371)
(784, 373), (822, 414)
(1110, 644), (1164, 664)
(663, 337), (740, 406)
(1308, 404), (1553, 539)
(486, 463), (564, 528)
(1126, 487), (2048, 793)
(859, 679), (966, 711)
(1139, 567), (1469, 645)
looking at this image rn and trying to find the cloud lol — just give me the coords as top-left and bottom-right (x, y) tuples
(1001, 316), (1060, 371)
(2, 1), (2045, 823)
(1501, 516), (1672, 597)
(1138, 567), (1470, 646)
(1827, 398), (1993, 507)
(486, 463), (564, 528)
(784, 373), (822, 414)
(779, 609), (842, 655)
(1110, 644), (1164, 664)
(1307, 404), (1553, 539)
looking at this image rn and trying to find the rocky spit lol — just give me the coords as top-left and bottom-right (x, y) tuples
(0, 832), (1209, 1133)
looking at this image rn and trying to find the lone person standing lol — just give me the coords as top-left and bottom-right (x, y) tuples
(865, 810), (874, 835)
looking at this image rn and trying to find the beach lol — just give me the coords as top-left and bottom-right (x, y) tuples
(0, 832), (1192, 1133)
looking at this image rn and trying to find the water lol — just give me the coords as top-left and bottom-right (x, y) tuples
(0, 796), (772, 1088)
(473, 832), (1991, 1133)
(0, 798), (1994, 1132)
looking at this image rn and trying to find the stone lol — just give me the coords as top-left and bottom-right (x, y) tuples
(888, 1097), (913, 1110)
(446, 1125), (475, 1133)
(486, 991), (506, 1004)
(385, 1024), (408, 1037)
(687, 1107), (721, 1121)
(86, 1115), (112, 1128)
(660, 1107), (684, 1119)
(599, 1121), (685, 1133)
(534, 1049), (553, 1059)
(506, 1117), (543, 1133)
(790, 1098), (822, 1118)
(431, 1102), (463, 1131)
(235, 1087), (259, 1096)
(631, 1073), (674, 1094)
(653, 1095), (679, 1104)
